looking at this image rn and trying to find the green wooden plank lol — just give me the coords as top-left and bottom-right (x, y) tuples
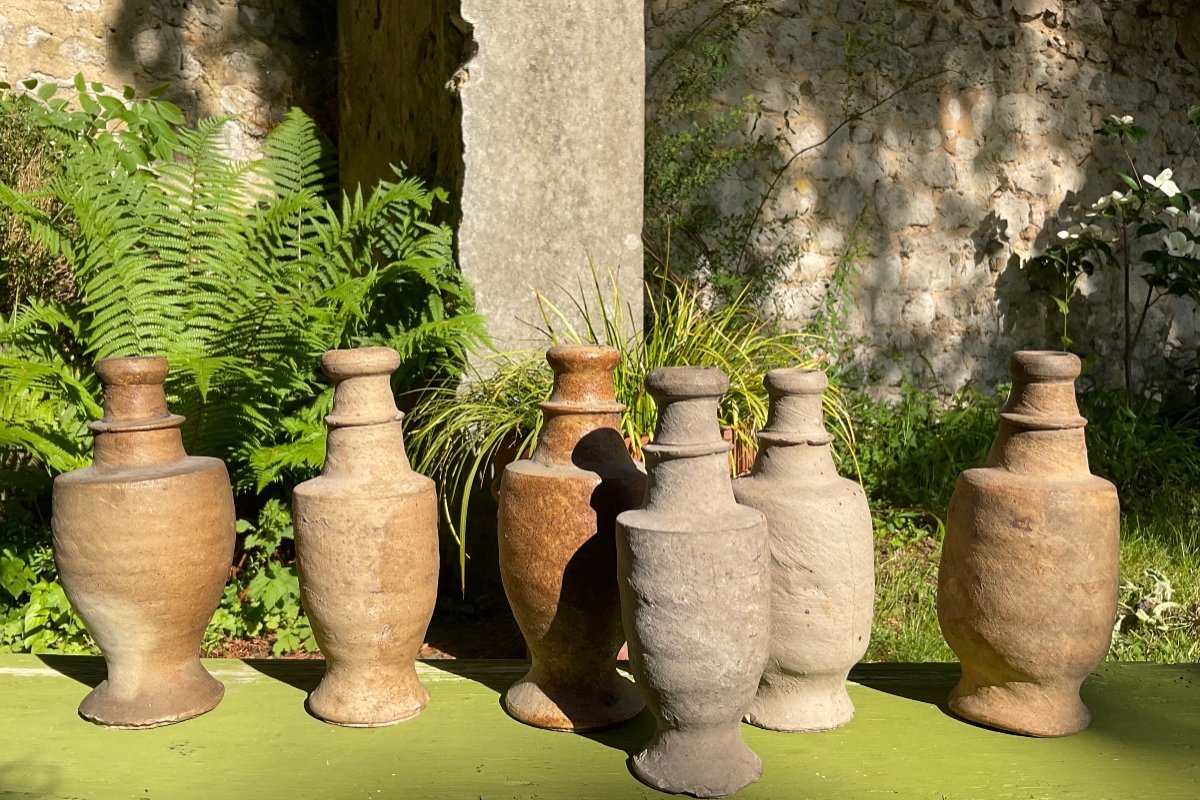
(0, 656), (1195, 799)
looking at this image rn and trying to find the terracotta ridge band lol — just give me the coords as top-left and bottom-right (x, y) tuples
(998, 411), (1087, 430)
(89, 413), (186, 434)
(324, 411), (405, 428)
(540, 400), (625, 414)
(757, 431), (835, 447)
(643, 440), (732, 459)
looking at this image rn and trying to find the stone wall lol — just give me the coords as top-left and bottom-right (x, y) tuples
(0, 0), (336, 158)
(649, 0), (1200, 395)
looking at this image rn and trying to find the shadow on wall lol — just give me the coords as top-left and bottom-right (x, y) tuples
(103, 0), (338, 143)
(647, 0), (1200, 393)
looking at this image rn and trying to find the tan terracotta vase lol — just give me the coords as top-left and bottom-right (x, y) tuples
(52, 357), (235, 728)
(617, 367), (770, 798)
(497, 345), (646, 731)
(734, 368), (874, 732)
(293, 347), (439, 727)
(937, 350), (1119, 737)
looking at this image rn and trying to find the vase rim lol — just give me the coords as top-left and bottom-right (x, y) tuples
(1009, 350), (1080, 383)
(321, 347), (401, 380)
(94, 356), (169, 387)
(646, 366), (729, 400)
(764, 367), (826, 395)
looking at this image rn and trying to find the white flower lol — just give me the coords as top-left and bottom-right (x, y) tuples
(1144, 169), (1181, 198)
(1187, 209), (1200, 234)
(1164, 230), (1195, 258)
(1092, 190), (1132, 212)
(1163, 206), (1182, 217)
(1108, 114), (1135, 125)
(1057, 229), (1074, 240)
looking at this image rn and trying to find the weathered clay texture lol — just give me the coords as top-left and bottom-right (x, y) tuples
(617, 367), (769, 798)
(734, 369), (874, 732)
(937, 351), (1120, 737)
(497, 346), (645, 731)
(293, 347), (439, 727)
(52, 357), (235, 728)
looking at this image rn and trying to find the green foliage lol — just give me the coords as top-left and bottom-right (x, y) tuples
(205, 501), (316, 656)
(407, 272), (846, 589)
(1025, 110), (1200, 394)
(0, 77), (485, 494)
(0, 76), (485, 654)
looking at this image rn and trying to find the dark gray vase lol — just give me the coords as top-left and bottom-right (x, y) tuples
(616, 367), (770, 798)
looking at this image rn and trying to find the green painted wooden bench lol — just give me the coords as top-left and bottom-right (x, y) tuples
(1, 655), (1195, 799)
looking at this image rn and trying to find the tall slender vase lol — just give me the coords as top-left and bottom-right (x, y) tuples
(293, 347), (439, 726)
(937, 350), (1119, 737)
(52, 357), (235, 728)
(617, 367), (770, 799)
(497, 345), (646, 731)
(734, 369), (874, 732)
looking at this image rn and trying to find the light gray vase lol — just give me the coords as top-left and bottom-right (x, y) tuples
(616, 367), (770, 799)
(734, 368), (874, 732)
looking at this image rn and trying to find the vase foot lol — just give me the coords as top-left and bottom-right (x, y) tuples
(503, 670), (644, 732)
(744, 678), (854, 732)
(631, 725), (762, 798)
(79, 661), (223, 729)
(306, 666), (429, 727)
(949, 677), (1090, 737)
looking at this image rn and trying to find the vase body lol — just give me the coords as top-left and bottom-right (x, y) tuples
(617, 367), (770, 798)
(497, 345), (645, 731)
(734, 369), (874, 732)
(52, 357), (235, 728)
(293, 347), (439, 727)
(937, 350), (1119, 737)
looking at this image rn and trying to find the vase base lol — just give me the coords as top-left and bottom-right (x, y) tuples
(503, 671), (644, 732)
(306, 673), (429, 727)
(631, 725), (762, 798)
(79, 665), (224, 729)
(744, 681), (854, 732)
(949, 678), (1090, 737)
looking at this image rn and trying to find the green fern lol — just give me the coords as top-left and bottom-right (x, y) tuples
(0, 89), (487, 495)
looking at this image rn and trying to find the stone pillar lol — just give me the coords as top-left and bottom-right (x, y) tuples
(338, 2), (645, 351)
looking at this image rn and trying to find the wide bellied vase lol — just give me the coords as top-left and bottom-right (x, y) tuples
(497, 345), (646, 731)
(937, 350), (1119, 737)
(52, 356), (235, 728)
(617, 367), (770, 798)
(734, 368), (874, 732)
(293, 347), (439, 726)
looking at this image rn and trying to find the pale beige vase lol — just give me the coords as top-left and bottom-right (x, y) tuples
(53, 356), (235, 728)
(293, 347), (439, 726)
(735, 368), (874, 732)
(937, 351), (1119, 737)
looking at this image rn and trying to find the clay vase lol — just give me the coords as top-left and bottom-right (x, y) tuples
(617, 367), (770, 799)
(937, 350), (1119, 737)
(293, 347), (439, 727)
(497, 345), (646, 731)
(734, 368), (874, 732)
(52, 357), (235, 728)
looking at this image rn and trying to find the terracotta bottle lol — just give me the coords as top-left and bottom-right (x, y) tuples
(52, 356), (235, 728)
(293, 347), (439, 727)
(617, 367), (770, 798)
(497, 345), (645, 731)
(734, 368), (874, 732)
(937, 350), (1119, 737)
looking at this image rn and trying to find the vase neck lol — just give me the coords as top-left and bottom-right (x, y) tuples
(318, 347), (414, 481)
(751, 442), (839, 481)
(750, 367), (837, 480)
(90, 356), (188, 471)
(530, 344), (627, 468)
(985, 350), (1091, 477)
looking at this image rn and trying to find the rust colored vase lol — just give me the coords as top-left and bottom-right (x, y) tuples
(734, 368), (874, 732)
(937, 350), (1119, 737)
(617, 367), (770, 798)
(497, 345), (646, 731)
(52, 357), (235, 728)
(293, 347), (439, 727)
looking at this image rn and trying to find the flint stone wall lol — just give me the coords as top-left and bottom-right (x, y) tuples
(649, 0), (1200, 395)
(0, 0), (335, 159)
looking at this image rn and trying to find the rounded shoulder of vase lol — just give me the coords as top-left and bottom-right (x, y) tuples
(735, 469), (864, 500)
(617, 502), (763, 535)
(956, 464), (1116, 495)
(54, 454), (228, 487)
(294, 468), (434, 499)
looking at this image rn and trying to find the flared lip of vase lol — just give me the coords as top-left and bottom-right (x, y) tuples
(94, 356), (170, 386)
(764, 367), (827, 395)
(1009, 350), (1081, 383)
(646, 366), (729, 400)
(321, 347), (401, 381)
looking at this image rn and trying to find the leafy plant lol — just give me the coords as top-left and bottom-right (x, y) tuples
(406, 272), (849, 589)
(0, 527), (91, 654)
(0, 77), (485, 494)
(1026, 110), (1200, 395)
